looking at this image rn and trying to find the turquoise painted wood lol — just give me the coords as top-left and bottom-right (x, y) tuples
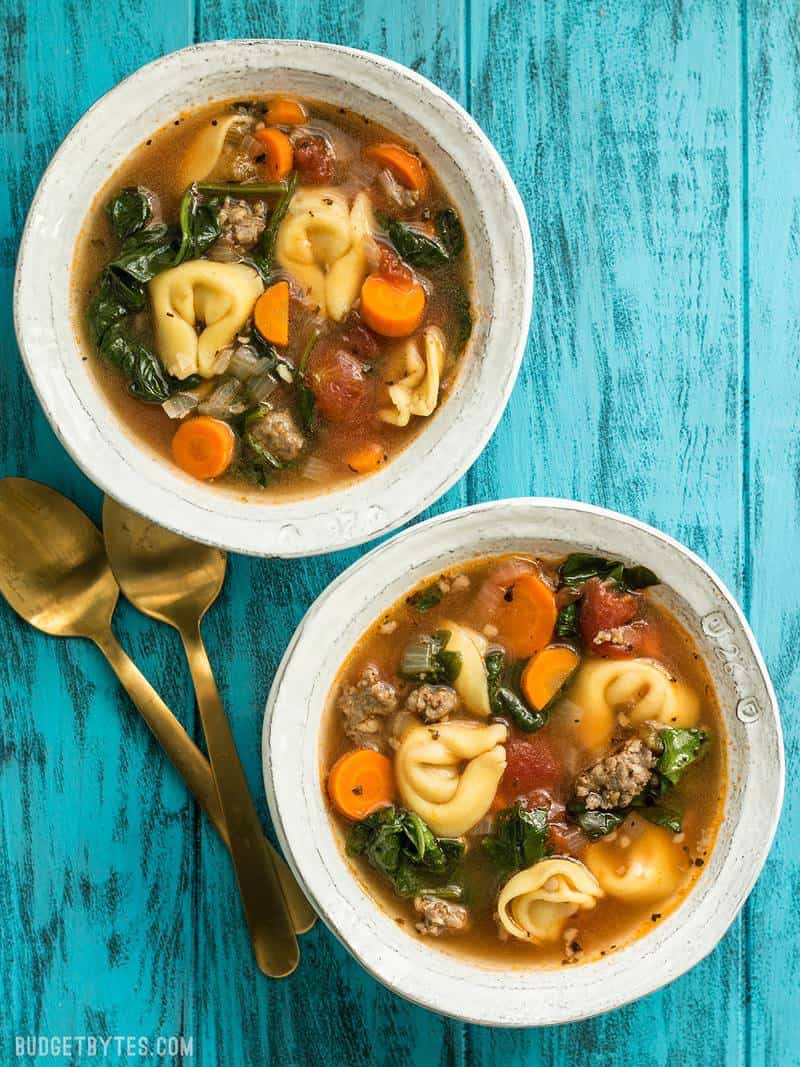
(0, 0), (795, 1063)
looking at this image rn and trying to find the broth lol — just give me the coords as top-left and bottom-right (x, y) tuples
(322, 553), (726, 968)
(71, 96), (473, 499)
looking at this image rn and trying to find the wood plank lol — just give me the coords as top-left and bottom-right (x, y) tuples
(744, 1), (800, 1063)
(0, 0), (196, 1052)
(466, 0), (746, 1059)
(191, 3), (469, 1063)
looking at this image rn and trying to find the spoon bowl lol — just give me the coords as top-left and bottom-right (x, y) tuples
(0, 478), (117, 637)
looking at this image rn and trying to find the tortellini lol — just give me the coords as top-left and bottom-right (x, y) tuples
(149, 260), (263, 379)
(379, 327), (446, 427)
(395, 721), (507, 837)
(497, 858), (604, 943)
(275, 188), (375, 320)
(179, 114), (251, 186)
(585, 815), (688, 903)
(441, 621), (490, 717)
(567, 657), (700, 751)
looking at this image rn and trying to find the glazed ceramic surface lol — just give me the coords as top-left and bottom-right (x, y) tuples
(13, 40), (532, 557)
(263, 499), (783, 1027)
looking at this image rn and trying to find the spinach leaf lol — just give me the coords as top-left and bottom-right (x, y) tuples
(407, 582), (443, 612)
(555, 602), (580, 638)
(399, 629), (462, 685)
(347, 806), (464, 898)
(87, 268), (145, 344)
(294, 329), (320, 434)
(657, 728), (709, 786)
(640, 805), (683, 833)
(450, 284), (473, 354)
(573, 807), (626, 840)
(110, 223), (179, 283)
(105, 187), (152, 241)
(485, 650), (547, 732)
(98, 324), (171, 403)
(382, 215), (449, 267)
(559, 553), (660, 592)
(251, 172), (297, 279)
(435, 208), (465, 258)
(174, 185), (221, 265)
(482, 802), (549, 878)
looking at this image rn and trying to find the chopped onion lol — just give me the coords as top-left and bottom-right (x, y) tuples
(247, 373), (279, 403)
(377, 168), (418, 208)
(230, 345), (267, 380)
(343, 155), (381, 190)
(208, 346), (233, 376)
(299, 455), (334, 483)
(197, 377), (242, 417)
(161, 392), (199, 420)
(241, 132), (265, 158)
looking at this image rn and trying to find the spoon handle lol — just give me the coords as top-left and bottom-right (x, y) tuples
(94, 628), (314, 938)
(179, 623), (299, 978)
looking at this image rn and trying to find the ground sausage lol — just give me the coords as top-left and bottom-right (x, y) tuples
(293, 134), (335, 184)
(574, 738), (657, 811)
(336, 664), (398, 750)
(248, 410), (305, 464)
(405, 684), (459, 723)
(207, 198), (267, 261)
(414, 896), (469, 937)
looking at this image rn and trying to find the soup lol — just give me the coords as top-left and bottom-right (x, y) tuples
(322, 552), (726, 967)
(72, 96), (472, 497)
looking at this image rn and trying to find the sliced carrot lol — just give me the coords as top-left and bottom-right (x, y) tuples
(360, 273), (426, 337)
(346, 442), (387, 474)
(327, 749), (395, 820)
(521, 645), (581, 712)
(492, 571), (557, 658)
(364, 143), (426, 191)
(266, 97), (308, 126)
(255, 127), (294, 181)
(254, 280), (290, 346)
(171, 416), (235, 480)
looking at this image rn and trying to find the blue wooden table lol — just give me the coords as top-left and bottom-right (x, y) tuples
(1, 1), (797, 1063)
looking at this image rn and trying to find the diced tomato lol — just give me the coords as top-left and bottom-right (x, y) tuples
(502, 737), (561, 796)
(578, 577), (656, 658)
(378, 244), (414, 289)
(338, 315), (379, 360)
(307, 348), (372, 423)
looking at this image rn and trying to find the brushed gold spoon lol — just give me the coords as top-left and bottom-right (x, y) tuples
(102, 497), (300, 978)
(0, 478), (312, 955)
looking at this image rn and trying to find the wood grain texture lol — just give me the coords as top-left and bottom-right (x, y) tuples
(0, 0), (794, 1063)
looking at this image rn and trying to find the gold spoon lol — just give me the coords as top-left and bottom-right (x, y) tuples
(102, 496), (300, 978)
(0, 479), (313, 951)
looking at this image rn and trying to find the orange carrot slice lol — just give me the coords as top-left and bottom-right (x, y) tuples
(171, 416), (235, 480)
(346, 443), (387, 474)
(266, 97), (307, 126)
(254, 280), (290, 346)
(492, 571), (557, 658)
(364, 143), (426, 191)
(255, 127), (294, 181)
(360, 273), (426, 337)
(521, 645), (581, 712)
(327, 749), (395, 820)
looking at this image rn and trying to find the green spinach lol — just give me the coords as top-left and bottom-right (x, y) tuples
(559, 553), (660, 592)
(250, 172), (297, 279)
(382, 215), (449, 267)
(657, 728), (709, 786)
(450, 284), (473, 354)
(98, 324), (172, 403)
(294, 329), (320, 434)
(573, 807), (626, 840)
(555, 602), (580, 638)
(435, 208), (465, 258)
(110, 223), (179, 283)
(347, 806), (465, 898)
(406, 582), (444, 612)
(174, 185), (221, 265)
(482, 802), (549, 878)
(485, 650), (547, 732)
(105, 187), (152, 241)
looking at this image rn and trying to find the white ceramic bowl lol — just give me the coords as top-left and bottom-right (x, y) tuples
(14, 40), (532, 557)
(263, 498), (783, 1026)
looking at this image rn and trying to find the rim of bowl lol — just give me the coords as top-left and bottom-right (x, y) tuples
(13, 39), (533, 558)
(263, 497), (784, 1026)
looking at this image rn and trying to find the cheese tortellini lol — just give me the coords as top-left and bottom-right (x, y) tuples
(497, 858), (604, 943)
(379, 326), (446, 427)
(178, 114), (251, 186)
(567, 657), (700, 751)
(275, 188), (375, 320)
(441, 621), (490, 717)
(395, 721), (507, 837)
(585, 816), (688, 903)
(149, 260), (264, 379)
